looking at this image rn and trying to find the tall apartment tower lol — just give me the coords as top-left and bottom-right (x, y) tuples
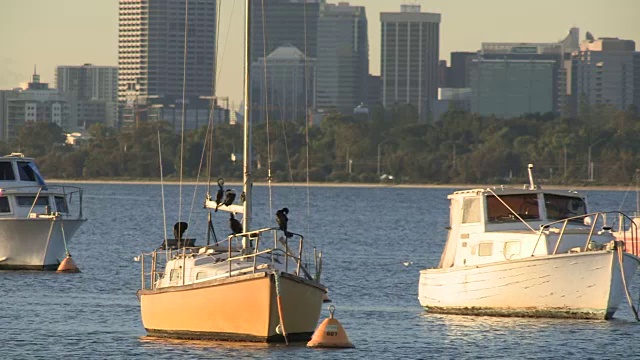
(56, 64), (118, 128)
(250, 0), (321, 121)
(118, 0), (216, 106)
(250, 0), (322, 64)
(380, 5), (441, 121)
(572, 37), (636, 112)
(316, 2), (368, 114)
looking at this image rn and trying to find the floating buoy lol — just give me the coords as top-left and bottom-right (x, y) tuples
(57, 254), (80, 273)
(307, 305), (354, 348)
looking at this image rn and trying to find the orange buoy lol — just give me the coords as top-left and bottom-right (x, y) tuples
(57, 254), (80, 273)
(307, 305), (354, 348)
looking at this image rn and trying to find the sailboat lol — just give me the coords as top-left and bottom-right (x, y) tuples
(136, 0), (326, 342)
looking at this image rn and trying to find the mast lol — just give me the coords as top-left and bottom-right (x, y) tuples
(242, 0), (252, 239)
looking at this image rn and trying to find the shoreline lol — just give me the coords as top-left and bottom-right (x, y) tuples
(47, 179), (636, 192)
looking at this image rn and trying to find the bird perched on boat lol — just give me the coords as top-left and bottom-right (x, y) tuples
(240, 191), (246, 203)
(276, 208), (293, 238)
(229, 213), (243, 235)
(173, 221), (188, 242)
(214, 178), (224, 212)
(223, 189), (236, 207)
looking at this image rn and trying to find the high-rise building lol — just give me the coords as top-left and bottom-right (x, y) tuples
(470, 59), (556, 118)
(251, 44), (315, 122)
(475, 28), (580, 117)
(250, 0), (321, 64)
(316, 2), (368, 114)
(572, 37), (636, 112)
(449, 52), (477, 88)
(118, 0), (216, 126)
(380, 4), (441, 121)
(56, 64), (118, 128)
(1, 71), (68, 141)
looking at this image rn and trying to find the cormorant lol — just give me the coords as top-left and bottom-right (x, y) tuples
(214, 178), (224, 212)
(229, 213), (243, 235)
(222, 189), (236, 206)
(276, 208), (292, 238)
(173, 221), (188, 242)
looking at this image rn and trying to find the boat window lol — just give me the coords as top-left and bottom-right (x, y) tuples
(16, 196), (49, 207)
(196, 272), (208, 280)
(169, 269), (181, 281)
(55, 196), (68, 213)
(17, 161), (37, 182)
(462, 197), (481, 223)
(487, 194), (540, 222)
(504, 241), (521, 259)
(478, 242), (493, 256)
(0, 162), (15, 180)
(0, 197), (10, 213)
(544, 194), (587, 221)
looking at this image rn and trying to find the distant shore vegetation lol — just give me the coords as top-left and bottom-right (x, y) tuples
(7, 103), (640, 187)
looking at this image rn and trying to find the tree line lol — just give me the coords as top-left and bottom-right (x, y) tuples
(7, 103), (640, 186)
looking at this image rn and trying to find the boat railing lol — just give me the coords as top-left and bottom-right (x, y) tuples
(139, 227), (319, 290)
(0, 184), (84, 219)
(533, 211), (637, 256)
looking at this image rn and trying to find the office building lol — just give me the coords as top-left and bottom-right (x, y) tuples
(118, 0), (217, 127)
(572, 36), (636, 112)
(470, 59), (556, 118)
(1, 71), (68, 141)
(380, 4), (441, 121)
(251, 44), (315, 122)
(56, 64), (118, 128)
(316, 2), (368, 114)
(471, 28), (580, 117)
(250, 0), (321, 64)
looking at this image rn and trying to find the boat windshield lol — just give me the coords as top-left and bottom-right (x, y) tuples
(544, 194), (587, 220)
(486, 194), (540, 222)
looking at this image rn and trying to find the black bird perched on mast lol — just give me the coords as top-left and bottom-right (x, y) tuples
(173, 221), (188, 245)
(222, 189), (236, 207)
(214, 178), (224, 212)
(276, 208), (292, 238)
(229, 213), (243, 235)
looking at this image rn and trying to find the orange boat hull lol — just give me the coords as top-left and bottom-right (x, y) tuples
(139, 271), (325, 342)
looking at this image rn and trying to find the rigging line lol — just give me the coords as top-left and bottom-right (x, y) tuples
(303, 0), (312, 241)
(260, 0), (274, 218)
(486, 188), (537, 233)
(178, 0), (190, 229)
(158, 129), (169, 256)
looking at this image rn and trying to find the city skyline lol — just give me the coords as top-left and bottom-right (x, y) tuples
(1, 0), (639, 107)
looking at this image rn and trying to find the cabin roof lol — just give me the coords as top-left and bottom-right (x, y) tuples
(449, 187), (583, 199)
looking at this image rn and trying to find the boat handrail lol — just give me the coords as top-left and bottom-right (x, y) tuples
(139, 227), (314, 290)
(532, 211), (637, 255)
(0, 184), (85, 219)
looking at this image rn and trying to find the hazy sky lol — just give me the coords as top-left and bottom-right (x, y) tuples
(1, 0), (639, 106)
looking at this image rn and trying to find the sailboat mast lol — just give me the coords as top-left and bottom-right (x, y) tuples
(242, 0), (252, 235)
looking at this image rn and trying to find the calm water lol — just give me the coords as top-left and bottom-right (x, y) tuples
(2, 183), (640, 359)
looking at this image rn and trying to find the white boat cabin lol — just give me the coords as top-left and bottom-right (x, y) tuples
(0, 153), (71, 218)
(437, 187), (616, 269)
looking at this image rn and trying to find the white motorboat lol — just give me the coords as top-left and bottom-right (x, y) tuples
(0, 153), (85, 270)
(419, 165), (640, 320)
(136, 0), (326, 342)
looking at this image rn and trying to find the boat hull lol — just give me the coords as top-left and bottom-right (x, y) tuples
(0, 218), (85, 270)
(139, 271), (325, 342)
(419, 251), (640, 319)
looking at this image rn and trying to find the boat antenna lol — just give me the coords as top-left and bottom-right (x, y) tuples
(527, 163), (536, 190)
(242, 0), (252, 244)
